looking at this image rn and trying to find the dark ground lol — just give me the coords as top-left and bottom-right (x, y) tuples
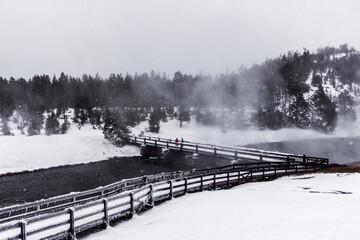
(1, 136), (359, 207)
(0, 154), (231, 207)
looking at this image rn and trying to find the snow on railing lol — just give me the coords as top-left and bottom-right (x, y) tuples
(128, 134), (326, 163)
(0, 161), (328, 240)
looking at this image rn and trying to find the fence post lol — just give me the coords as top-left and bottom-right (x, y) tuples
(180, 143), (183, 152)
(20, 220), (27, 240)
(260, 154), (263, 161)
(184, 178), (188, 194)
(214, 147), (217, 157)
(200, 175), (203, 191)
(295, 164), (298, 173)
(144, 138), (146, 145)
(103, 199), (109, 228)
(196, 144), (198, 153)
(213, 174), (216, 190)
(130, 192), (135, 216)
(134, 136), (137, 144)
(155, 140), (157, 147)
(169, 180), (173, 199)
(149, 185), (154, 207)
(303, 154), (307, 163)
(227, 172), (230, 189)
(250, 169), (253, 182)
(234, 150), (238, 160)
(238, 171), (241, 184)
(274, 167), (277, 177)
(69, 208), (76, 240)
(263, 167), (265, 180)
(167, 141), (169, 148)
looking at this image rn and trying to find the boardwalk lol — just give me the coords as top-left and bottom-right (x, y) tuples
(128, 134), (329, 164)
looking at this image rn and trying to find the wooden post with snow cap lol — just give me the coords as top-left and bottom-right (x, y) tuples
(234, 150), (238, 160)
(169, 180), (173, 199)
(20, 220), (27, 240)
(130, 192), (135, 215)
(149, 184), (154, 207)
(227, 172), (230, 189)
(260, 154), (263, 161)
(134, 136), (137, 144)
(184, 177), (188, 194)
(69, 208), (76, 240)
(103, 198), (109, 228)
(303, 154), (307, 163)
(213, 174), (216, 190)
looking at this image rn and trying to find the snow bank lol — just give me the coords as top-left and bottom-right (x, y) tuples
(85, 173), (360, 240)
(0, 124), (139, 175)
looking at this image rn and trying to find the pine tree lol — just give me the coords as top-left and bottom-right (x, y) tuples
(103, 109), (129, 146)
(148, 106), (161, 133)
(337, 90), (356, 121)
(0, 116), (11, 135)
(177, 105), (190, 127)
(45, 111), (60, 135)
(311, 86), (337, 132)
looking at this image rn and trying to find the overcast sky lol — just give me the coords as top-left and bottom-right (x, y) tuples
(1, 0), (360, 79)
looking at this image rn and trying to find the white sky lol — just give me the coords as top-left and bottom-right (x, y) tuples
(1, 0), (360, 79)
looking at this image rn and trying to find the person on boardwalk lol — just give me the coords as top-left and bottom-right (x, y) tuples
(175, 138), (179, 145)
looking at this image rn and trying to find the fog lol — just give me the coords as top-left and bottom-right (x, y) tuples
(1, 0), (360, 79)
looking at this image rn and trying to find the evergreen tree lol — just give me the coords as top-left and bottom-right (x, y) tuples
(337, 90), (356, 121)
(103, 109), (129, 146)
(45, 111), (60, 135)
(0, 117), (11, 135)
(60, 114), (70, 134)
(148, 106), (161, 133)
(311, 86), (337, 131)
(27, 111), (44, 136)
(177, 105), (190, 127)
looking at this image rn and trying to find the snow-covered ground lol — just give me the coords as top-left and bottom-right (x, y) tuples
(1, 112), (360, 175)
(85, 173), (360, 240)
(0, 124), (139, 175)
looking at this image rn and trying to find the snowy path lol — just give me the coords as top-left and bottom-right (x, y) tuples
(85, 173), (360, 240)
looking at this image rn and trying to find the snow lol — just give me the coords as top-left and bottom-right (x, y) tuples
(0, 124), (139, 175)
(85, 173), (360, 240)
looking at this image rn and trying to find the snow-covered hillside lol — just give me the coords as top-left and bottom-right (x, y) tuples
(85, 173), (360, 240)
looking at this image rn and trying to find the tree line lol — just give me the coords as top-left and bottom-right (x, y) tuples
(0, 44), (359, 139)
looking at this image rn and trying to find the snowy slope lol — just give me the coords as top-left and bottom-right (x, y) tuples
(85, 173), (360, 240)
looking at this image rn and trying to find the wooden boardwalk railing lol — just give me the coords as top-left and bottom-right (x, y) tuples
(0, 159), (328, 240)
(128, 134), (329, 164)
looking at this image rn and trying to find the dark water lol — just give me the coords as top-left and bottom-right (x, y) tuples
(245, 136), (360, 164)
(0, 154), (232, 206)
